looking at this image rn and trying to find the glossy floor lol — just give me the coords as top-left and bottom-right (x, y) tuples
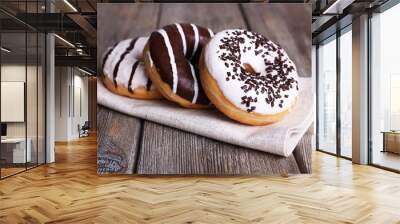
(0, 135), (399, 223)
(372, 150), (400, 171)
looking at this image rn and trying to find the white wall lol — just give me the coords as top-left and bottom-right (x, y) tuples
(55, 66), (69, 141)
(71, 73), (89, 138)
(1, 64), (46, 164)
(1, 65), (41, 137)
(1, 65), (26, 138)
(54, 67), (89, 141)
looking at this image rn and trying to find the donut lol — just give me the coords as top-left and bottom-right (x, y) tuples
(143, 23), (214, 109)
(102, 37), (162, 99)
(200, 29), (299, 126)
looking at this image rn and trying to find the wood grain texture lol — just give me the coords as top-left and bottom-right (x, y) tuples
(1, 137), (400, 223)
(241, 3), (312, 77)
(293, 132), (313, 173)
(139, 3), (309, 174)
(97, 3), (313, 175)
(97, 106), (142, 174)
(97, 3), (160, 70)
(97, 3), (161, 174)
(138, 121), (300, 175)
(158, 3), (247, 31)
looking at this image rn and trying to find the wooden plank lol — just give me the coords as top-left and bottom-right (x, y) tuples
(97, 3), (161, 70)
(157, 3), (247, 31)
(97, 106), (142, 174)
(242, 3), (314, 173)
(138, 3), (303, 175)
(241, 3), (312, 77)
(293, 130), (313, 173)
(137, 121), (300, 175)
(97, 4), (161, 174)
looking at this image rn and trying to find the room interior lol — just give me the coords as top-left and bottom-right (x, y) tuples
(0, 0), (400, 222)
(0, 0), (97, 179)
(314, 0), (400, 171)
(0, 28), (46, 178)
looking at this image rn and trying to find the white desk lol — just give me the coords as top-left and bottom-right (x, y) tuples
(1, 138), (31, 163)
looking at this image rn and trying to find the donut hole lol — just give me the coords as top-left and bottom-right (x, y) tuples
(243, 63), (257, 75)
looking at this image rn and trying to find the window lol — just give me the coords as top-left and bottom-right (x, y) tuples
(316, 25), (353, 159)
(317, 35), (337, 154)
(0, 1), (47, 179)
(339, 27), (352, 158)
(370, 2), (400, 171)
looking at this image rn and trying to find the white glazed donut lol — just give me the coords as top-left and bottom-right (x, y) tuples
(200, 29), (299, 125)
(102, 37), (162, 99)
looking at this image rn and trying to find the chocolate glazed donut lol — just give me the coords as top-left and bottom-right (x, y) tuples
(144, 23), (214, 108)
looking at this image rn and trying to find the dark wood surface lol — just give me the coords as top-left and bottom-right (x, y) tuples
(98, 105), (313, 175)
(97, 3), (312, 175)
(138, 120), (302, 175)
(97, 106), (142, 174)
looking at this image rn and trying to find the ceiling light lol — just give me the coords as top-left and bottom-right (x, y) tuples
(78, 67), (93, 76)
(322, 0), (355, 15)
(63, 0), (78, 12)
(54, 34), (75, 48)
(76, 48), (85, 55)
(1, 47), (11, 53)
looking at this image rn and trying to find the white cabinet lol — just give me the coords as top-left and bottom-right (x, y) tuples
(1, 138), (32, 163)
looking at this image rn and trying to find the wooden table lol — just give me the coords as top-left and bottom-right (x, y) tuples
(97, 3), (312, 175)
(1, 138), (32, 164)
(381, 131), (400, 154)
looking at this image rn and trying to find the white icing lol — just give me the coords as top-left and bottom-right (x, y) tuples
(204, 29), (299, 115)
(189, 63), (198, 103)
(104, 38), (129, 80)
(158, 29), (178, 94)
(208, 28), (214, 37)
(103, 37), (151, 91)
(190, 24), (199, 59)
(131, 63), (149, 90)
(147, 51), (153, 67)
(175, 23), (187, 55)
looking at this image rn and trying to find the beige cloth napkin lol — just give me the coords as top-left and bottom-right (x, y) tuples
(97, 78), (314, 157)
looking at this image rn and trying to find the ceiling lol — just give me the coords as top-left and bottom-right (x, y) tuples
(0, 0), (98, 73)
(311, 0), (389, 43)
(0, 0), (392, 73)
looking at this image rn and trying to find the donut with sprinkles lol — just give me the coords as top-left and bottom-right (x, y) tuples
(143, 23), (214, 109)
(200, 29), (299, 125)
(102, 37), (162, 99)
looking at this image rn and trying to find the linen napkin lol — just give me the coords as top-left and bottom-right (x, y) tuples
(97, 78), (314, 157)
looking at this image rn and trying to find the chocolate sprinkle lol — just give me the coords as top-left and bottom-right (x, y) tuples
(217, 30), (298, 113)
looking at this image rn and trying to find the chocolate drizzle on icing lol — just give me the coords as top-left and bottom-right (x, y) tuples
(149, 23), (213, 105)
(103, 37), (153, 93)
(102, 42), (117, 71)
(128, 61), (140, 93)
(146, 78), (152, 91)
(113, 38), (138, 86)
(216, 30), (298, 113)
